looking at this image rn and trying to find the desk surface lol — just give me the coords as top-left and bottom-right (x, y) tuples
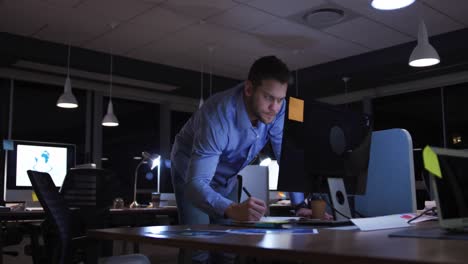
(88, 222), (468, 264)
(0, 210), (45, 221)
(0, 206), (177, 221)
(109, 206), (177, 216)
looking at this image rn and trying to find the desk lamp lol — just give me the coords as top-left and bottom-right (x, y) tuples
(130, 151), (160, 208)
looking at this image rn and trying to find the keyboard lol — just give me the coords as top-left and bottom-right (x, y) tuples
(25, 207), (43, 211)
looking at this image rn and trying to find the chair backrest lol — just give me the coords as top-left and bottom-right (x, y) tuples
(60, 168), (114, 209)
(354, 129), (417, 216)
(60, 168), (114, 228)
(27, 170), (71, 264)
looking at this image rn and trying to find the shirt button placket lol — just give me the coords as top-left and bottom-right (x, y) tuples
(247, 131), (257, 161)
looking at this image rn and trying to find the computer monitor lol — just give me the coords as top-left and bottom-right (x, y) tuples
(277, 99), (372, 217)
(5, 140), (75, 195)
(267, 160), (279, 191)
(425, 147), (468, 230)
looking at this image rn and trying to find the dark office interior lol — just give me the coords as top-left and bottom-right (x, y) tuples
(1, 1), (468, 263)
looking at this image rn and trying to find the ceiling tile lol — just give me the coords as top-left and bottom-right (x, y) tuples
(39, 0), (83, 8)
(127, 42), (169, 65)
(0, 0), (51, 36)
(218, 31), (290, 58)
(422, 0), (468, 26)
(34, 5), (115, 46)
(126, 23), (227, 63)
(129, 6), (197, 32)
(207, 5), (277, 31)
(278, 48), (335, 70)
(159, 53), (201, 73)
(253, 18), (369, 58)
(246, 0), (325, 17)
(160, 0), (237, 20)
(147, 22), (243, 56)
(324, 17), (413, 50)
(76, 0), (157, 22)
(332, 0), (464, 38)
(83, 22), (164, 56)
(35, 25), (103, 47)
(198, 45), (256, 72)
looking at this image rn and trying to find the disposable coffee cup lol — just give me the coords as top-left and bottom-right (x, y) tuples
(150, 192), (161, 208)
(113, 197), (124, 209)
(310, 199), (327, 219)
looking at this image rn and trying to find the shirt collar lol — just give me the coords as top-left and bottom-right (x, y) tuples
(235, 82), (253, 130)
(235, 82), (267, 131)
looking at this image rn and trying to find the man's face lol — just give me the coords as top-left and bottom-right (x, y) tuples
(244, 79), (287, 125)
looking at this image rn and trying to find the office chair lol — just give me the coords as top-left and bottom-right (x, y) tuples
(60, 168), (116, 232)
(27, 170), (150, 264)
(1, 223), (22, 257)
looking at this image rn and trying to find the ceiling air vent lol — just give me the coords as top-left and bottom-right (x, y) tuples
(303, 8), (345, 28)
(289, 3), (358, 30)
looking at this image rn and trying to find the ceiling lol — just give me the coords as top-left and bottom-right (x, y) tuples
(1, 0), (467, 81)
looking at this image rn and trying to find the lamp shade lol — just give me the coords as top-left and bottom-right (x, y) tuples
(409, 20), (440, 67)
(259, 157), (272, 166)
(371, 0), (415, 10)
(102, 100), (119, 126)
(142, 151), (161, 170)
(131, 151), (161, 208)
(57, 76), (78, 108)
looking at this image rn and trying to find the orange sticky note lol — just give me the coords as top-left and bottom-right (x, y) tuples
(288, 97), (304, 122)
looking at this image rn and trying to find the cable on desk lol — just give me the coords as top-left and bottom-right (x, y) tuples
(318, 194), (352, 220)
(407, 207), (437, 224)
(352, 209), (366, 218)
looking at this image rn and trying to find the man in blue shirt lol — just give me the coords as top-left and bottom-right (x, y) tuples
(171, 56), (307, 263)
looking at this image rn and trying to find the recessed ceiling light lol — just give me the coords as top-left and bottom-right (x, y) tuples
(371, 0), (415, 10)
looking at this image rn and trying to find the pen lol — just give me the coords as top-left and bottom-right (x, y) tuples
(242, 187), (252, 198)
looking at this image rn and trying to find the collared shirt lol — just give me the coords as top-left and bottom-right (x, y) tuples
(171, 82), (285, 217)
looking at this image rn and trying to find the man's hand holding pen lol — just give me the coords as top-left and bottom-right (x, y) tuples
(224, 187), (266, 221)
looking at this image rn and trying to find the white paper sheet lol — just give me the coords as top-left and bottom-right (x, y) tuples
(351, 214), (411, 231)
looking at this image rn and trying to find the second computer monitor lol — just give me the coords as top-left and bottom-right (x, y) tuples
(277, 99), (372, 196)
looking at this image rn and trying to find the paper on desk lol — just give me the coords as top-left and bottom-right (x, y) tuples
(232, 216), (301, 224)
(227, 228), (318, 235)
(260, 216), (302, 222)
(351, 214), (410, 231)
(400, 213), (438, 224)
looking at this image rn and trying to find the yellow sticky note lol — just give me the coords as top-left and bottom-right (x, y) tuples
(288, 97), (304, 122)
(422, 146), (442, 178)
(32, 191), (38, 202)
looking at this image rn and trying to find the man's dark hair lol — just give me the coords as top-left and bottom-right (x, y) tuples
(247, 56), (290, 89)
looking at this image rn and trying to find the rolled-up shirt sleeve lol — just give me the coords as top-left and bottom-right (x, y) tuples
(185, 112), (233, 217)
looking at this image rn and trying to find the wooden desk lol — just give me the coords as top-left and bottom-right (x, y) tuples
(109, 207), (178, 227)
(0, 211), (45, 222)
(88, 223), (468, 264)
(109, 207), (177, 216)
(0, 207), (178, 264)
(0, 206), (177, 222)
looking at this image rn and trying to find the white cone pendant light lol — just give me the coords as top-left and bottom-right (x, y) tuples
(409, 20), (440, 67)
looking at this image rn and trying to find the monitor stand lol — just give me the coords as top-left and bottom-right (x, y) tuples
(327, 178), (352, 221)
